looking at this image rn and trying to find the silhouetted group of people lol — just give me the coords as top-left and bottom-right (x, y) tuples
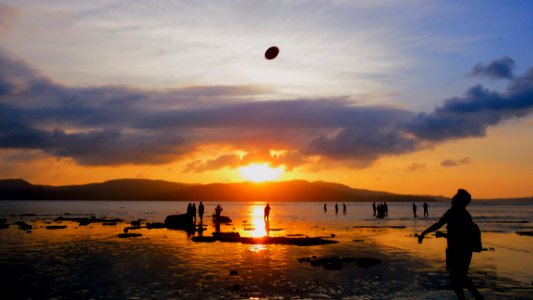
(372, 201), (388, 218)
(412, 202), (429, 217)
(186, 202), (205, 223)
(323, 203), (347, 214)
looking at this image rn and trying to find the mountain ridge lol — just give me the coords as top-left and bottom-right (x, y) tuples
(0, 178), (473, 202)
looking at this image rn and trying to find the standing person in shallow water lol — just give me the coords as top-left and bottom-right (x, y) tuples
(418, 189), (484, 300)
(324, 203), (327, 212)
(214, 205), (223, 219)
(191, 203), (197, 223)
(343, 203), (346, 214)
(412, 203), (417, 218)
(335, 203), (338, 214)
(198, 202), (204, 223)
(423, 202), (429, 217)
(264, 203), (271, 221)
(372, 202), (376, 216)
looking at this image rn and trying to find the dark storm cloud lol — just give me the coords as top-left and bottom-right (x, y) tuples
(470, 56), (515, 80)
(1, 51), (533, 169)
(405, 67), (533, 141)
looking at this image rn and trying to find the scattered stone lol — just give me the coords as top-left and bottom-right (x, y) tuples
(102, 222), (118, 226)
(146, 222), (166, 229)
(54, 216), (123, 226)
(45, 225), (67, 230)
(117, 233), (142, 238)
(0, 218), (7, 225)
(0, 224), (8, 229)
(193, 232), (337, 246)
(212, 215), (232, 224)
(353, 226), (406, 229)
(229, 270), (238, 276)
(14, 221), (32, 230)
(165, 214), (193, 229)
(516, 231), (533, 236)
(298, 256), (381, 270)
(232, 284), (240, 291)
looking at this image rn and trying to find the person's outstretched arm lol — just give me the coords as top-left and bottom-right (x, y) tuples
(418, 213), (447, 244)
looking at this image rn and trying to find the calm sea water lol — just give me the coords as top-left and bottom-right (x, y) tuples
(1, 200), (532, 299)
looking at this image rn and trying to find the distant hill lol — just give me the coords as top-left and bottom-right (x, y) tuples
(0, 178), (443, 202)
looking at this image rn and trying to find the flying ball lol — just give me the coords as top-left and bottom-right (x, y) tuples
(265, 46), (279, 60)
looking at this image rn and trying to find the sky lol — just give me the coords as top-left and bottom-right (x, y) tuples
(0, 0), (532, 198)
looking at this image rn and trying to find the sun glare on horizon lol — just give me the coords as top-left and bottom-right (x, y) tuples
(238, 163), (285, 183)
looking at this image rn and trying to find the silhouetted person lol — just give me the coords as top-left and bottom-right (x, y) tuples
(191, 203), (197, 223)
(372, 202), (376, 216)
(418, 189), (484, 300)
(198, 202), (204, 223)
(335, 203), (338, 214)
(423, 202), (429, 217)
(214, 205), (223, 219)
(384, 202), (388, 216)
(324, 203), (327, 212)
(187, 203), (192, 216)
(376, 203), (386, 218)
(412, 203), (417, 218)
(264, 203), (271, 221)
(343, 203), (346, 214)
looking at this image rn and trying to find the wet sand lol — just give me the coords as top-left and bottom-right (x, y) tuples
(1, 215), (532, 299)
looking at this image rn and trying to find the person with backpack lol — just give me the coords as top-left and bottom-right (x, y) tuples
(418, 189), (484, 300)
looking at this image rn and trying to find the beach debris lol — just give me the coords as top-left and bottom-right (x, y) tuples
(130, 219), (142, 227)
(45, 225), (67, 230)
(229, 270), (238, 276)
(353, 239), (364, 243)
(117, 233), (142, 238)
(515, 231), (533, 236)
(298, 256), (381, 270)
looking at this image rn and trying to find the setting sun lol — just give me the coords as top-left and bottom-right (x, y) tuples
(238, 163), (285, 182)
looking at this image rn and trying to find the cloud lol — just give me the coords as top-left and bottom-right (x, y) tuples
(470, 56), (516, 80)
(441, 157), (471, 167)
(0, 4), (21, 35)
(406, 162), (427, 172)
(1, 51), (533, 171)
(405, 66), (533, 141)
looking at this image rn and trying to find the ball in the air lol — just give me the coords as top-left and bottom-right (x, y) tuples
(265, 46), (279, 60)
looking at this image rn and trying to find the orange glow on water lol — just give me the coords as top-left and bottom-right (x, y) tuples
(248, 205), (268, 238)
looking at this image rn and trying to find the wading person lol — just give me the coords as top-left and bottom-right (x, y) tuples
(264, 203), (271, 221)
(198, 201), (204, 223)
(418, 189), (484, 300)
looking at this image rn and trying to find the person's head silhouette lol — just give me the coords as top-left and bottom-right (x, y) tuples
(451, 188), (471, 208)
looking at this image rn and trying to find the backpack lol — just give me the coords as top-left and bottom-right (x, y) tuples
(469, 221), (483, 252)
